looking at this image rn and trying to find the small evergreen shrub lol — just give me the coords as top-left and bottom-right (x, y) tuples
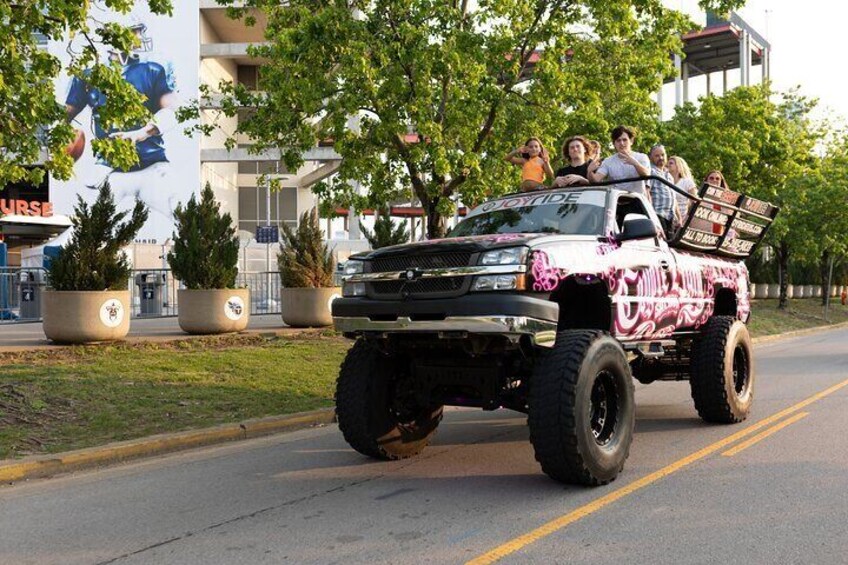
(167, 183), (239, 289)
(361, 209), (409, 249)
(47, 181), (148, 291)
(278, 208), (335, 288)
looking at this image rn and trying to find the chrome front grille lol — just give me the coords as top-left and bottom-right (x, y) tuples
(368, 277), (467, 299)
(371, 252), (473, 273)
(366, 252), (476, 299)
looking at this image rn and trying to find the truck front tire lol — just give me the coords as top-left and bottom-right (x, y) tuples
(690, 316), (754, 423)
(336, 339), (443, 460)
(529, 331), (635, 486)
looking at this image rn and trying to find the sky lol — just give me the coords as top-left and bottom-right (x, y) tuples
(664, 0), (845, 123)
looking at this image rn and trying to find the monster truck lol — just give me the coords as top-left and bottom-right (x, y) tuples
(332, 177), (778, 486)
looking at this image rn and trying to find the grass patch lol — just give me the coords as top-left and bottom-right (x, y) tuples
(1, 300), (845, 459)
(0, 332), (351, 459)
(749, 298), (848, 337)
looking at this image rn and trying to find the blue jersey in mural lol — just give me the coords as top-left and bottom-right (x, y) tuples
(65, 60), (175, 172)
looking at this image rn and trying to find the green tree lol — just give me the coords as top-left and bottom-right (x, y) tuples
(168, 183), (240, 289)
(0, 1), (173, 187)
(661, 86), (823, 308)
(361, 210), (410, 249)
(197, 0), (742, 238)
(808, 135), (848, 304)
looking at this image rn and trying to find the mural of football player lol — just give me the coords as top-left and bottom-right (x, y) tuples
(64, 16), (179, 223)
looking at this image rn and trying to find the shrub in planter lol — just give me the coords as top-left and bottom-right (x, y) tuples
(361, 209), (409, 249)
(44, 182), (148, 343)
(278, 208), (340, 327)
(167, 183), (249, 334)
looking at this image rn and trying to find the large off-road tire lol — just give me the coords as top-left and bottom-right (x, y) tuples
(528, 331), (635, 486)
(690, 316), (754, 423)
(335, 339), (443, 460)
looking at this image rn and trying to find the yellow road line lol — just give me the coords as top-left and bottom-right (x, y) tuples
(466, 377), (848, 565)
(721, 412), (809, 457)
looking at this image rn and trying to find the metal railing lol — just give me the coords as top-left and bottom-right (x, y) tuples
(0, 267), (48, 322)
(0, 268), (289, 323)
(237, 271), (282, 315)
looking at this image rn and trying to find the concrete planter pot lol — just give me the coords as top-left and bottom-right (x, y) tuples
(748, 284), (757, 299)
(767, 284), (780, 299)
(804, 285), (814, 298)
(178, 288), (250, 335)
(42, 290), (131, 344)
(786, 285), (795, 299)
(755, 284), (769, 299)
(813, 286), (823, 298)
(280, 287), (342, 327)
(831, 285), (838, 298)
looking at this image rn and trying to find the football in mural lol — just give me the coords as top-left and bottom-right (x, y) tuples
(65, 128), (85, 162)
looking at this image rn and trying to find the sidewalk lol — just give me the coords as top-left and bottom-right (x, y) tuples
(0, 315), (302, 353)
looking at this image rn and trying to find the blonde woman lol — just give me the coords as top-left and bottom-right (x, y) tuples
(667, 155), (697, 222)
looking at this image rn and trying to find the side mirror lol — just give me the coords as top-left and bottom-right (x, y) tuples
(618, 215), (657, 242)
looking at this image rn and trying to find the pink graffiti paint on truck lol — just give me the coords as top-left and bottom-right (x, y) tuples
(529, 247), (747, 341)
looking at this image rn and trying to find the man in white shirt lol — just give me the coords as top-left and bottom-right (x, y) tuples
(588, 125), (651, 196)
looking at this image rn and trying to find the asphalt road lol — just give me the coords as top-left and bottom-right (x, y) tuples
(2, 329), (847, 565)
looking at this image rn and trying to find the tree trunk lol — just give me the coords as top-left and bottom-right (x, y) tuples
(820, 250), (831, 306)
(777, 240), (790, 310)
(424, 198), (447, 239)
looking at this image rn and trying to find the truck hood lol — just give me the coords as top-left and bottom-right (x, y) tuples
(355, 233), (544, 260)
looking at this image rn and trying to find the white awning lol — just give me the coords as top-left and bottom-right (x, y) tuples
(0, 214), (72, 237)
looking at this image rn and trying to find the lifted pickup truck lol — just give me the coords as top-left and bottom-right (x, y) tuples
(332, 177), (778, 485)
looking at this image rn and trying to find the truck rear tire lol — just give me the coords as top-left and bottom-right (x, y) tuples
(335, 339), (443, 460)
(529, 331), (635, 486)
(690, 316), (754, 423)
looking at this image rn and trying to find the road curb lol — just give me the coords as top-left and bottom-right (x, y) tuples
(0, 408), (336, 484)
(3, 322), (848, 485)
(0, 326), (316, 354)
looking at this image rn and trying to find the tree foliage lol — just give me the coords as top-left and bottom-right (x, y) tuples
(167, 183), (240, 289)
(660, 86), (827, 307)
(0, 1), (173, 186)
(806, 135), (848, 301)
(278, 208), (336, 288)
(200, 0), (744, 238)
(47, 181), (148, 291)
(361, 210), (410, 249)
(812, 136), (848, 258)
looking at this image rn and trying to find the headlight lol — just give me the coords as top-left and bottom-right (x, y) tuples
(479, 247), (528, 266)
(472, 274), (526, 291)
(343, 259), (364, 276)
(343, 282), (367, 297)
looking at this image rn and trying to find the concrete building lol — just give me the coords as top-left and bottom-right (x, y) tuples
(1, 2), (368, 270)
(659, 11), (771, 119)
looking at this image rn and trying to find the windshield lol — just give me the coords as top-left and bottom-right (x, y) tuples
(448, 189), (606, 237)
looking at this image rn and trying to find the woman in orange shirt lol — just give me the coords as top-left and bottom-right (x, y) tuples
(505, 137), (554, 192)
